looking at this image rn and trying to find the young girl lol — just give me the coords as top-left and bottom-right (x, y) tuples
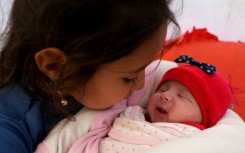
(0, 0), (245, 153)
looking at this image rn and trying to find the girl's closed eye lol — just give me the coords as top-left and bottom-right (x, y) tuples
(157, 89), (166, 93)
(123, 76), (138, 84)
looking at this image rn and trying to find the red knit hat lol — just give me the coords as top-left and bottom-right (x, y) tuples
(155, 65), (234, 128)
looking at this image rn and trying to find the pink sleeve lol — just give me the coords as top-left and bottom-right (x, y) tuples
(34, 142), (51, 153)
(67, 100), (127, 153)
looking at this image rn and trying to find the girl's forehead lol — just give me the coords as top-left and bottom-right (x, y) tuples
(103, 45), (161, 75)
(105, 24), (168, 74)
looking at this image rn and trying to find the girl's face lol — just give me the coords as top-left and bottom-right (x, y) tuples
(147, 81), (202, 123)
(68, 24), (167, 110)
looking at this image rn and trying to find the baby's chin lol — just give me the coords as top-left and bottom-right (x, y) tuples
(149, 109), (168, 122)
(150, 114), (168, 123)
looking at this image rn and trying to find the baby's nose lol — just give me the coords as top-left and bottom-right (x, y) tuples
(160, 92), (172, 103)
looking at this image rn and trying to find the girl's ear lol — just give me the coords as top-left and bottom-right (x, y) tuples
(35, 48), (68, 81)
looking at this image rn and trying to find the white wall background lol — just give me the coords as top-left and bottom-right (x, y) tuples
(169, 0), (245, 42)
(0, 0), (12, 33)
(1, 0), (245, 42)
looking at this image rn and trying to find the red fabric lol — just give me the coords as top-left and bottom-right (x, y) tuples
(162, 27), (245, 121)
(156, 65), (234, 128)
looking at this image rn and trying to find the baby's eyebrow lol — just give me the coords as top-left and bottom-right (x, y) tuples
(180, 90), (191, 96)
(180, 90), (196, 103)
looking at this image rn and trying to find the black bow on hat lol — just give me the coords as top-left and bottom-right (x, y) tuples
(174, 55), (216, 75)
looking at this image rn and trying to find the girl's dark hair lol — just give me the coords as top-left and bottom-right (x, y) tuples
(0, 0), (179, 117)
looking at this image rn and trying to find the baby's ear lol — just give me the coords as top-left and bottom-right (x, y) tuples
(34, 48), (68, 81)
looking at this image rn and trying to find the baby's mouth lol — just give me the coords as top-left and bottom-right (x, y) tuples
(156, 106), (167, 114)
(154, 106), (168, 122)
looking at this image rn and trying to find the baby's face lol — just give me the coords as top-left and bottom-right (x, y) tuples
(147, 80), (202, 123)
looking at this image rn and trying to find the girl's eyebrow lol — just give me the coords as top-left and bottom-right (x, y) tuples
(113, 60), (154, 74)
(129, 53), (163, 73)
(124, 57), (158, 73)
(112, 51), (162, 74)
(124, 62), (151, 73)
